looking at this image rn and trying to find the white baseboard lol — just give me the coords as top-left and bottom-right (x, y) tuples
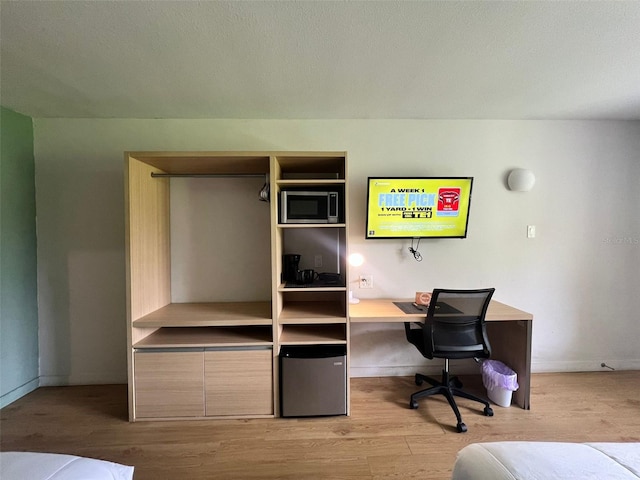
(531, 359), (640, 373)
(350, 360), (482, 378)
(351, 359), (640, 378)
(0, 378), (39, 408)
(32, 360), (640, 386)
(39, 373), (127, 386)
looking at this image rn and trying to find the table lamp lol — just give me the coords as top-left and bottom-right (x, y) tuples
(348, 253), (364, 304)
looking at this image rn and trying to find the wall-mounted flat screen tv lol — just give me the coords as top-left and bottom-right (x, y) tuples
(365, 177), (473, 239)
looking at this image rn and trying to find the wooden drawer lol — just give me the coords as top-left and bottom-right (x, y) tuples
(134, 351), (204, 418)
(205, 348), (273, 416)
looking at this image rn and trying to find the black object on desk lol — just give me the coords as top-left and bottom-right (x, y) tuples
(284, 273), (344, 288)
(393, 301), (462, 315)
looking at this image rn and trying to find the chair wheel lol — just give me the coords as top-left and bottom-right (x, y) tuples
(415, 374), (423, 386)
(410, 400), (419, 409)
(457, 422), (468, 433)
(484, 406), (494, 417)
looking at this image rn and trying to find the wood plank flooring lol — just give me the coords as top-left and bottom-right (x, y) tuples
(2, 371), (639, 479)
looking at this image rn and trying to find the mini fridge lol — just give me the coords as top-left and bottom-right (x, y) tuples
(280, 345), (347, 417)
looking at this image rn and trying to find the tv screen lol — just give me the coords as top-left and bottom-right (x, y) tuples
(365, 177), (473, 239)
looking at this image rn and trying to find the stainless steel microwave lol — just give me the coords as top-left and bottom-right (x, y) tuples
(280, 191), (339, 224)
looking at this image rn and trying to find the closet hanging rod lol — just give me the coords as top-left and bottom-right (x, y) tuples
(150, 173), (267, 178)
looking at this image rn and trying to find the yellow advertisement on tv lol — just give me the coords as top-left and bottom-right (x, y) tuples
(365, 177), (473, 239)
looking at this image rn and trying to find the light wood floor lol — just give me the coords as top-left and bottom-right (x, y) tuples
(2, 371), (639, 479)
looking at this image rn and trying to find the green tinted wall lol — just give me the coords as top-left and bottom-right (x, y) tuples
(1, 107), (39, 407)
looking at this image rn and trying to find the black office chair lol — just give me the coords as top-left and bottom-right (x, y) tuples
(404, 288), (495, 433)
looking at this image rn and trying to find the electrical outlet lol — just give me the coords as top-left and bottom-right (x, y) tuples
(359, 275), (373, 289)
(314, 255), (322, 268)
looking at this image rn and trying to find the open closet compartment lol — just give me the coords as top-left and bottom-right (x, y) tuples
(125, 152), (274, 421)
(125, 151), (349, 420)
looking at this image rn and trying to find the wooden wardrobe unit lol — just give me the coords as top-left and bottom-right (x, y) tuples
(124, 152), (349, 421)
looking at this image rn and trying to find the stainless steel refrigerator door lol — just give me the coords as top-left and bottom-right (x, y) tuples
(280, 354), (347, 417)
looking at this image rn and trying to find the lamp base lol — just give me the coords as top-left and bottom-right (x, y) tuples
(349, 290), (360, 304)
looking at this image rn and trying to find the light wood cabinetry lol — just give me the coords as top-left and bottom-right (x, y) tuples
(125, 151), (348, 421)
(134, 351), (204, 418)
(205, 349), (273, 416)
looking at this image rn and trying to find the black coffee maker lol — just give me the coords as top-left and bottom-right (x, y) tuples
(282, 254), (301, 283)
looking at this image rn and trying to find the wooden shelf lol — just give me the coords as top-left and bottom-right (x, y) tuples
(277, 223), (346, 229)
(134, 326), (273, 348)
(278, 301), (346, 323)
(276, 179), (346, 186)
(278, 284), (346, 292)
(133, 302), (272, 328)
(129, 152), (270, 175)
(275, 154), (346, 177)
(279, 324), (347, 345)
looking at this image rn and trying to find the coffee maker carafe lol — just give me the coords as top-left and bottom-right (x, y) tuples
(282, 254), (301, 283)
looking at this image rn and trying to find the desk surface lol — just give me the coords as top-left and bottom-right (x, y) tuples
(349, 299), (533, 322)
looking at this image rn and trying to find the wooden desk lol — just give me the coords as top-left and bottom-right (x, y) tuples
(349, 299), (533, 409)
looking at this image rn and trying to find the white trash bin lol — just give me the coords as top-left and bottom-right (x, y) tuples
(487, 385), (513, 407)
(482, 360), (519, 407)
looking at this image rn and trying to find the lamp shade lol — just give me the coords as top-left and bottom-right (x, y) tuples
(348, 253), (364, 267)
(507, 169), (535, 192)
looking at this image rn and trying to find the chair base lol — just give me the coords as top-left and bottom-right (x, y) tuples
(409, 366), (494, 433)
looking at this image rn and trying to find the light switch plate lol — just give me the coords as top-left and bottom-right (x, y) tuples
(527, 225), (536, 238)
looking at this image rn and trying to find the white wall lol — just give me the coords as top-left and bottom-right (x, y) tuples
(170, 177), (272, 303)
(33, 119), (640, 385)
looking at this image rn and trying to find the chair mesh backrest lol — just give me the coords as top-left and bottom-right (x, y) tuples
(425, 288), (495, 358)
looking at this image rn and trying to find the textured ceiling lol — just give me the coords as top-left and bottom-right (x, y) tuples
(1, 1), (639, 120)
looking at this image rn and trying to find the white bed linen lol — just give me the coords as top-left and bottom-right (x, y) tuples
(451, 442), (640, 480)
(0, 452), (134, 480)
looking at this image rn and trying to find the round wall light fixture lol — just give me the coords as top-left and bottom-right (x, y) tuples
(507, 168), (536, 192)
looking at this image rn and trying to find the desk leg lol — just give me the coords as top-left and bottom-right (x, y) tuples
(486, 320), (532, 410)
